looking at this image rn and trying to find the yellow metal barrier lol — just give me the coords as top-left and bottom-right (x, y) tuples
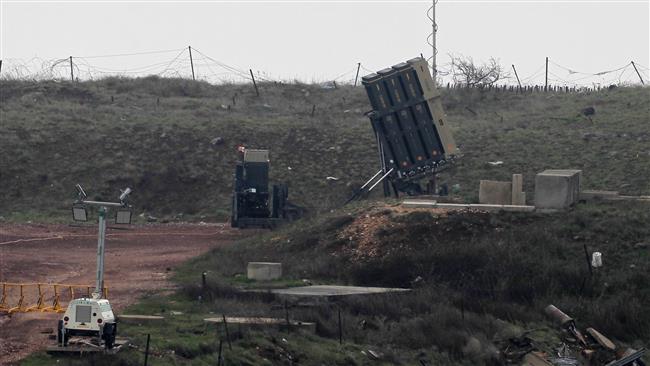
(0, 283), (108, 314)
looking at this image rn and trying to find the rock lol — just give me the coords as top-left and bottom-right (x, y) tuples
(210, 137), (224, 145)
(462, 336), (482, 356)
(146, 215), (158, 222)
(581, 106), (595, 117)
(634, 242), (648, 249)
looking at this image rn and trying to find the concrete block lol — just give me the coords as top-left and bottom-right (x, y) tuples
(479, 180), (512, 205)
(534, 170), (582, 209)
(512, 174), (526, 205)
(247, 262), (282, 281)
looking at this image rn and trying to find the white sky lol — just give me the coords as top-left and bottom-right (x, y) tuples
(1, 0), (649, 85)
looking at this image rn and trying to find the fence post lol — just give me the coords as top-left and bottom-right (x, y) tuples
(631, 61), (645, 84)
(143, 334), (151, 366)
(69, 56), (74, 82)
(188, 46), (195, 81)
(544, 57), (548, 92)
(217, 339), (223, 366)
(284, 300), (291, 333)
(222, 314), (232, 350)
(249, 69), (259, 96)
(354, 62), (361, 87)
(338, 307), (343, 345)
(512, 64), (522, 90)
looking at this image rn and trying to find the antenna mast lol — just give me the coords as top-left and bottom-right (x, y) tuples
(427, 0), (438, 84)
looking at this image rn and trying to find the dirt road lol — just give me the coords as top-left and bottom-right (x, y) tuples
(0, 222), (249, 364)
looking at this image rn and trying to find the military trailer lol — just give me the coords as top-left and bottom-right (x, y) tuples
(351, 57), (458, 200)
(58, 298), (116, 349)
(231, 147), (296, 228)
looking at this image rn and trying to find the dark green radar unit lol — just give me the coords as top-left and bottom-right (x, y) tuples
(231, 147), (299, 228)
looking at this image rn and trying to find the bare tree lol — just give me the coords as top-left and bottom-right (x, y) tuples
(450, 55), (507, 87)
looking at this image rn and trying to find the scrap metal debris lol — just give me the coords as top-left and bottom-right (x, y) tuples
(509, 305), (646, 366)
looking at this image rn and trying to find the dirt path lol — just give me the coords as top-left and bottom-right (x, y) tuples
(0, 222), (250, 364)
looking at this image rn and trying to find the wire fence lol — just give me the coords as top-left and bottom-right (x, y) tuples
(1, 46), (648, 91)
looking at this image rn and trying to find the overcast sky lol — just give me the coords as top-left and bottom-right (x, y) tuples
(1, 1), (648, 85)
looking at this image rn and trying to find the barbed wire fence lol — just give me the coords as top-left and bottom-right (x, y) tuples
(0, 46), (648, 92)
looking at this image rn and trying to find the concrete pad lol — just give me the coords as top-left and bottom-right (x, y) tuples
(479, 180), (512, 205)
(204, 316), (316, 333)
(401, 201), (535, 212)
(118, 315), (165, 324)
(534, 170), (581, 209)
(247, 262), (282, 281)
(580, 190), (619, 201)
(268, 285), (410, 298)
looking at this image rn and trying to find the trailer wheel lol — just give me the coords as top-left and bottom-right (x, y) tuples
(57, 320), (69, 347)
(103, 323), (116, 349)
(57, 320), (64, 346)
(231, 195), (239, 228)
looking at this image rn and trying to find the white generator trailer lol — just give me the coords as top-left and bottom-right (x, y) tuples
(57, 185), (132, 349)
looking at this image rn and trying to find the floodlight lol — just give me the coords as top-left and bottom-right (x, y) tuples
(115, 208), (132, 225)
(119, 187), (132, 202)
(72, 205), (88, 222)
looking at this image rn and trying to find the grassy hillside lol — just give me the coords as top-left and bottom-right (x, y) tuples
(23, 200), (650, 365)
(1, 78), (648, 221)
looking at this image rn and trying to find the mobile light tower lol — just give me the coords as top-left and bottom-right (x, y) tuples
(57, 184), (133, 349)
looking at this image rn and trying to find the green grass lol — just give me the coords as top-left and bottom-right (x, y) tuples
(170, 200), (650, 364)
(1, 78), (648, 221)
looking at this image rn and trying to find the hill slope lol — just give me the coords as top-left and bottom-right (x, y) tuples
(1, 78), (648, 220)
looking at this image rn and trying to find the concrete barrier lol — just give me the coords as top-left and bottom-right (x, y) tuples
(479, 180), (512, 205)
(247, 262), (282, 281)
(534, 170), (581, 209)
(511, 174), (526, 205)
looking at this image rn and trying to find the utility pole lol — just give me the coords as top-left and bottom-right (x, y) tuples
(69, 56), (74, 82)
(430, 0), (437, 84)
(631, 61), (645, 85)
(512, 64), (522, 89)
(188, 46), (195, 81)
(544, 57), (548, 92)
(354, 62), (361, 87)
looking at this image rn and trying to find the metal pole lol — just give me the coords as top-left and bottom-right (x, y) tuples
(249, 69), (259, 96)
(69, 56), (74, 82)
(188, 46), (195, 81)
(143, 334), (151, 366)
(338, 307), (342, 345)
(431, 0), (437, 84)
(354, 62), (361, 87)
(94, 207), (107, 297)
(512, 64), (522, 89)
(631, 61), (645, 85)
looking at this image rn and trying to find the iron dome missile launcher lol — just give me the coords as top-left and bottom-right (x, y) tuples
(352, 57), (458, 199)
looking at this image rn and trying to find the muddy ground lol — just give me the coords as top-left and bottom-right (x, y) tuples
(0, 222), (249, 364)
